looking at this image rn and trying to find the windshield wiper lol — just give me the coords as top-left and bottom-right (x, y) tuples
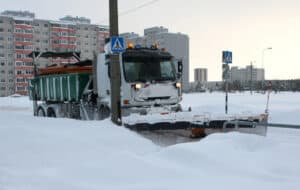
(156, 77), (175, 82)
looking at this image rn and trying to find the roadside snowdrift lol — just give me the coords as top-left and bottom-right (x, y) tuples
(1, 92), (300, 190)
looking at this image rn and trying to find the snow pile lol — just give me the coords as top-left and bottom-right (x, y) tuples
(0, 92), (300, 189)
(0, 95), (32, 113)
(182, 92), (300, 124)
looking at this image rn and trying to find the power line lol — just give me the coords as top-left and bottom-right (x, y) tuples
(119, 0), (159, 16)
(97, 0), (159, 24)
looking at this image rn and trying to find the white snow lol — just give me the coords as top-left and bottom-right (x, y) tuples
(0, 92), (300, 190)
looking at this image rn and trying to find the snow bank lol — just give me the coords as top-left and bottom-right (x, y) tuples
(182, 92), (300, 124)
(0, 92), (300, 189)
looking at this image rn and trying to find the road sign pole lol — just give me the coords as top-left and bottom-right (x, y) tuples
(109, 0), (122, 125)
(222, 51), (232, 114)
(225, 80), (228, 114)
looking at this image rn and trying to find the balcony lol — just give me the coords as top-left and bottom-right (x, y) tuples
(14, 24), (33, 30)
(51, 36), (76, 41)
(15, 49), (33, 54)
(14, 41), (34, 46)
(15, 58), (33, 62)
(51, 27), (76, 33)
(14, 33), (34, 38)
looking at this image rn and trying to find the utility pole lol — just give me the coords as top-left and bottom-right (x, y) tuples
(109, 0), (122, 125)
(32, 52), (38, 116)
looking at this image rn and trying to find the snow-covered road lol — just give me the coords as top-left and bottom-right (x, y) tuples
(0, 92), (300, 190)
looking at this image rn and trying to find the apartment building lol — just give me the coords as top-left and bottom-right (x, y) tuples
(230, 65), (265, 82)
(0, 10), (109, 96)
(121, 26), (190, 91)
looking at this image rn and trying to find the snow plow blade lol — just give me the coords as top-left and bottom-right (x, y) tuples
(123, 113), (268, 138)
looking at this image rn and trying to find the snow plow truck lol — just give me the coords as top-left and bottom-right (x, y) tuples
(28, 43), (268, 138)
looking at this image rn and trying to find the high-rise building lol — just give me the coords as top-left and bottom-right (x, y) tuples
(120, 26), (190, 91)
(230, 65), (265, 82)
(0, 10), (109, 96)
(194, 68), (207, 82)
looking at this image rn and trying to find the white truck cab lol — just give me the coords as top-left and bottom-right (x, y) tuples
(97, 46), (182, 116)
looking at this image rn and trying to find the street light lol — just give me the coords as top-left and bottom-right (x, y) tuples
(261, 47), (272, 90)
(261, 47), (272, 70)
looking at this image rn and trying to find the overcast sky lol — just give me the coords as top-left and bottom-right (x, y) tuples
(2, 0), (300, 81)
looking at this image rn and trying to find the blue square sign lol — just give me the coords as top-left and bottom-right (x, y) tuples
(111, 36), (125, 53)
(222, 51), (232, 64)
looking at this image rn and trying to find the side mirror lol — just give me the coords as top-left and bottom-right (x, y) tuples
(178, 60), (183, 73)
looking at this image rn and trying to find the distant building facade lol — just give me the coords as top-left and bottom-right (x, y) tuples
(194, 68), (207, 82)
(0, 10), (109, 96)
(121, 26), (190, 91)
(230, 65), (264, 82)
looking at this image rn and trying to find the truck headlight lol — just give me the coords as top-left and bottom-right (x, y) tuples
(135, 83), (142, 90)
(175, 82), (181, 88)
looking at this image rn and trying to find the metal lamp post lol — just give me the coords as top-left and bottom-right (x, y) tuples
(261, 47), (272, 90)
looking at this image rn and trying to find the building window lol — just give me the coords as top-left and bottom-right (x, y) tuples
(0, 53), (4, 58)
(43, 40), (48, 43)
(0, 87), (6, 90)
(17, 78), (25, 82)
(8, 29), (12, 32)
(16, 62), (23, 66)
(43, 32), (48, 35)
(33, 22), (39, 26)
(85, 42), (89, 46)
(0, 20), (3, 23)
(8, 37), (13, 41)
(35, 30), (40, 34)
(8, 54), (13, 58)
(8, 70), (13, 75)
(44, 24), (48, 27)
(0, 37), (3, 41)
(17, 86), (25, 91)
(0, 62), (5, 66)
(8, 62), (13, 66)
(0, 28), (3, 32)
(0, 45), (4, 49)
(0, 70), (5, 74)
(36, 39), (40, 43)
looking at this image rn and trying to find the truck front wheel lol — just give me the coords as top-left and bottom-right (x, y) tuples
(99, 106), (110, 120)
(37, 107), (46, 117)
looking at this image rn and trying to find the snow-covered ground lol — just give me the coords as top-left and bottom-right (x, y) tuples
(0, 92), (300, 190)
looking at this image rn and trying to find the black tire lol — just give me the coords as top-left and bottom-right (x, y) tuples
(37, 107), (46, 117)
(47, 108), (56, 118)
(99, 106), (110, 120)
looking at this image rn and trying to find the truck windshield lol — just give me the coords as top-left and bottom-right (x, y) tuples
(123, 58), (176, 83)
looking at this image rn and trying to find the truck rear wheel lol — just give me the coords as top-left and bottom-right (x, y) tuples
(37, 107), (46, 117)
(47, 108), (56, 118)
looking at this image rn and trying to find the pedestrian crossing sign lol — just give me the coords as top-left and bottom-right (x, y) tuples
(111, 36), (125, 53)
(222, 51), (232, 64)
